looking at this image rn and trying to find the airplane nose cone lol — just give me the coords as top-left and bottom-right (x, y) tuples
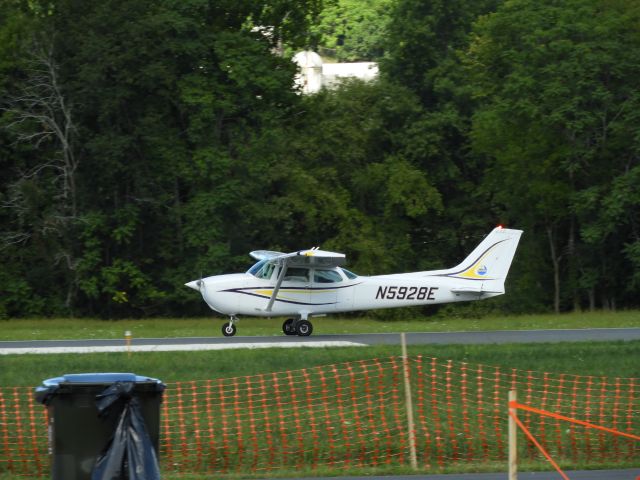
(185, 280), (200, 291)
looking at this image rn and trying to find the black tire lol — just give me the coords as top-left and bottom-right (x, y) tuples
(282, 318), (296, 335)
(296, 320), (313, 337)
(222, 322), (236, 337)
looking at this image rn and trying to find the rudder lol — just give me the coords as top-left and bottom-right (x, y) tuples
(440, 227), (523, 292)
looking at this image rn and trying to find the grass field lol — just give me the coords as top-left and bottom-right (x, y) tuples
(2, 340), (639, 387)
(1, 313), (639, 479)
(1, 341), (639, 480)
(1, 310), (639, 341)
(1, 311), (639, 386)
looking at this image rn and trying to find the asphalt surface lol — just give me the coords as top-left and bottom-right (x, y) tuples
(1, 328), (639, 354)
(268, 470), (640, 480)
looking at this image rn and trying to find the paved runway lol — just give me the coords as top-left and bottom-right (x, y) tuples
(1, 328), (639, 354)
(271, 470), (640, 480)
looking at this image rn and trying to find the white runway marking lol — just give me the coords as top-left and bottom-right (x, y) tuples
(0, 340), (367, 355)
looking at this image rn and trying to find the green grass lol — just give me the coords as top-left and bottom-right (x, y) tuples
(1, 314), (638, 479)
(1, 340), (638, 479)
(1, 310), (639, 341)
(2, 462), (627, 480)
(2, 341), (639, 387)
(1, 311), (639, 386)
(1, 342), (638, 479)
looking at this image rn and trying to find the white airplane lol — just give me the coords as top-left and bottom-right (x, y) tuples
(186, 226), (522, 337)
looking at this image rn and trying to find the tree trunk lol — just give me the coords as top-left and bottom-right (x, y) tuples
(546, 225), (561, 313)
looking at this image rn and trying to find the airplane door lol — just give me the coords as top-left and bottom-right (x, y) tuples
(280, 267), (311, 308)
(310, 269), (341, 311)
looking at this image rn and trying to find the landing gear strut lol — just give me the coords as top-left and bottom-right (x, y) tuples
(222, 316), (238, 337)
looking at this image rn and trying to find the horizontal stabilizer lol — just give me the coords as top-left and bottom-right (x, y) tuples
(451, 286), (483, 294)
(451, 286), (504, 294)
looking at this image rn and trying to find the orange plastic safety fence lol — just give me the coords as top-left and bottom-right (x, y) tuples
(0, 387), (48, 476)
(509, 410), (571, 480)
(0, 356), (638, 477)
(510, 402), (640, 442)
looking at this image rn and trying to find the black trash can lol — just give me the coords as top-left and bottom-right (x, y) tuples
(35, 373), (165, 480)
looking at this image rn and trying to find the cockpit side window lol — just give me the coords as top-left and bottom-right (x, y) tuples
(248, 260), (276, 279)
(258, 262), (276, 279)
(314, 269), (343, 283)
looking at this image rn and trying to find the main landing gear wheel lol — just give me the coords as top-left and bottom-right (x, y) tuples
(222, 322), (236, 337)
(282, 318), (296, 335)
(296, 319), (313, 337)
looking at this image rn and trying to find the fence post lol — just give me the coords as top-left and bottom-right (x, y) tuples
(124, 330), (132, 357)
(509, 390), (518, 480)
(401, 333), (418, 470)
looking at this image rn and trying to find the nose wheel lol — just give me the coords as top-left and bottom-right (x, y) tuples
(222, 316), (238, 337)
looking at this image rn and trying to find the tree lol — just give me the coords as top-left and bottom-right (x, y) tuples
(1, 0), (323, 317)
(313, 0), (394, 61)
(2, 39), (83, 311)
(380, 0), (508, 298)
(468, 0), (640, 311)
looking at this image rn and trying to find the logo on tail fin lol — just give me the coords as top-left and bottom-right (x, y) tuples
(443, 240), (507, 280)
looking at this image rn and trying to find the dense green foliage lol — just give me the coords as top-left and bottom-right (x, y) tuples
(1, 0), (639, 318)
(312, 0), (394, 61)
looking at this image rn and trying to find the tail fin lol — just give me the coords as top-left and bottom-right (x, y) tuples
(440, 227), (523, 293)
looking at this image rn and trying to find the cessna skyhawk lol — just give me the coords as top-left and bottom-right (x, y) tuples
(186, 226), (522, 337)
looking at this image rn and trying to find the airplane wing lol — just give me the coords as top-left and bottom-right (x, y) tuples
(257, 247), (346, 312)
(250, 250), (285, 261)
(251, 248), (346, 267)
(275, 248), (346, 267)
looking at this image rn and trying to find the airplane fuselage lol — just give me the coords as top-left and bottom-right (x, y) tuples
(193, 269), (498, 318)
(185, 227), (522, 336)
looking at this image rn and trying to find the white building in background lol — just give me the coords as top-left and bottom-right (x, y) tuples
(292, 51), (379, 94)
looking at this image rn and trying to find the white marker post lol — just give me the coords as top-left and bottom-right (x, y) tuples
(401, 332), (418, 470)
(509, 390), (518, 480)
(124, 330), (132, 358)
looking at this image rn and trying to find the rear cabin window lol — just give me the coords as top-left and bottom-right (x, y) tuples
(340, 268), (358, 279)
(314, 269), (343, 283)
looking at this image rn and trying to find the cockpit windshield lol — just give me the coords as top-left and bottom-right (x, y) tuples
(247, 259), (267, 276)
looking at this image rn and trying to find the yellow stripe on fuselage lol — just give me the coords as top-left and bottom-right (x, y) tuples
(254, 289), (338, 297)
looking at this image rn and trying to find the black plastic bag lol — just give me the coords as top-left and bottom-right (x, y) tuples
(92, 382), (161, 480)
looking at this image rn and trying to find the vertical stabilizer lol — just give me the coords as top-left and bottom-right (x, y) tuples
(435, 227), (523, 293)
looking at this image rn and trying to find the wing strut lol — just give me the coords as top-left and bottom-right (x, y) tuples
(264, 261), (288, 312)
